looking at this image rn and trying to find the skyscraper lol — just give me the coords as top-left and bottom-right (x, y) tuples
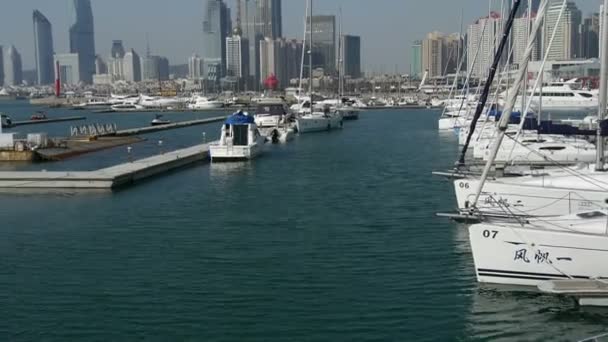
(411, 40), (423, 79)
(517, 0), (541, 17)
(467, 13), (503, 78)
(512, 14), (540, 67)
(123, 49), (141, 82)
(257, 0), (282, 39)
(241, 0), (262, 86)
(33, 10), (54, 85)
(95, 55), (107, 74)
(341, 35), (361, 79)
(202, 0), (231, 80)
(141, 55), (169, 81)
(306, 15), (336, 74)
(226, 31), (250, 82)
(543, 1), (582, 60)
(69, 0), (96, 83)
(189, 54), (204, 80)
(3, 46), (23, 86)
(581, 13), (600, 59)
(54, 53), (80, 86)
(111, 40), (125, 58)
(422, 32), (444, 78)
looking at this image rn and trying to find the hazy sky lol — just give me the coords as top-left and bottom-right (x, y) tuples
(0, 0), (602, 73)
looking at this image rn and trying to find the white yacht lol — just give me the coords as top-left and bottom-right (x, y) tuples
(296, 109), (343, 133)
(210, 111), (265, 162)
(503, 81), (598, 115)
(336, 106), (359, 120)
(111, 103), (145, 111)
(254, 100), (288, 128)
(188, 96), (225, 110)
(468, 210), (608, 287)
(73, 97), (112, 109)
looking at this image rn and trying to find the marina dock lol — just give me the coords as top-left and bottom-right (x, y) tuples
(0, 142), (213, 189)
(108, 115), (228, 137)
(9, 116), (86, 127)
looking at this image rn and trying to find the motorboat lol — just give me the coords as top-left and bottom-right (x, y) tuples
(139, 95), (181, 109)
(30, 111), (47, 120)
(0, 113), (12, 128)
(209, 111), (265, 162)
(111, 103), (145, 112)
(296, 109), (343, 133)
(336, 106), (359, 120)
(188, 96), (225, 110)
(254, 100), (288, 128)
(503, 81), (598, 115)
(72, 97), (112, 109)
(150, 114), (171, 126)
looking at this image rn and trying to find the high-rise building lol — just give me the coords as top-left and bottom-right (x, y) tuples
(306, 15), (336, 74)
(411, 40), (422, 79)
(69, 0), (96, 83)
(512, 14), (541, 67)
(341, 35), (361, 79)
(581, 13), (600, 59)
(259, 37), (301, 89)
(141, 55), (169, 81)
(241, 0), (261, 87)
(111, 40), (125, 58)
(226, 32), (250, 81)
(421, 32), (444, 78)
(517, 0), (541, 17)
(202, 0), (231, 79)
(123, 49), (141, 82)
(257, 0), (282, 39)
(54, 53), (80, 86)
(443, 33), (462, 74)
(543, 1), (582, 60)
(33, 10), (54, 85)
(95, 55), (107, 74)
(467, 13), (503, 78)
(3, 46), (23, 86)
(189, 54), (204, 80)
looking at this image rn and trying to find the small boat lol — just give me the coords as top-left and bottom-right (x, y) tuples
(0, 113), (12, 128)
(296, 109), (343, 133)
(188, 96), (225, 110)
(111, 103), (145, 111)
(336, 106), (359, 120)
(30, 111), (47, 121)
(150, 114), (171, 126)
(267, 126), (295, 144)
(210, 111), (265, 162)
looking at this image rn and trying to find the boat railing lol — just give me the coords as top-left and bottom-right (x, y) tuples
(578, 332), (608, 342)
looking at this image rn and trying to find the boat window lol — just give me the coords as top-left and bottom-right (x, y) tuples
(523, 139), (546, 143)
(579, 92), (594, 98)
(576, 211), (606, 219)
(539, 146), (566, 151)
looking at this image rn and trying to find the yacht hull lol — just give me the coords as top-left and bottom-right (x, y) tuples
(210, 143), (262, 162)
(469, 224), (608, 287)
(296, 115), (342, 133)
(454, 178), (608, 218)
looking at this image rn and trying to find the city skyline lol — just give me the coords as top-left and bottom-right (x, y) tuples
(0, 0), (602, 74)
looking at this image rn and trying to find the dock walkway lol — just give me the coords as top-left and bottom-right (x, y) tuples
(106, 115), (228, 137)
(0, 142), (213, 189)
(11, 116), (86, 127)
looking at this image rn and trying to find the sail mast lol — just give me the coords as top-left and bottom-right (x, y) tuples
(457, 0), (522, 165)
(309, 0), (314, 110)
(596, 0), (608, 171)
(470, 0), (549, 207)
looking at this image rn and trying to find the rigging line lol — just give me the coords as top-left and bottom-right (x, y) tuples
(509, 0), (569, 160)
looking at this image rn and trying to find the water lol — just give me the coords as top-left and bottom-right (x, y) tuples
(2, 102), (607, 341)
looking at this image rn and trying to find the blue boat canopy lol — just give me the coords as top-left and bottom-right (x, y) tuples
(225, 111), (254, 125)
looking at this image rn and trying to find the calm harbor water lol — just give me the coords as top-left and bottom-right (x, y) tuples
(1, 102), (607, 341)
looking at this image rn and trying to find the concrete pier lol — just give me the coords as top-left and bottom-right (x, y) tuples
(0, 142), (213, 189)
(10, 116), (87, 127)
(107, 115), (228, 137)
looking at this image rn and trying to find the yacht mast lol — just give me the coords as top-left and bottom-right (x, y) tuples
(309, 0), (314, 110)
(458, 0), (522, 165)
(470, 0), (549, 207)
(596, 0), (608, 171)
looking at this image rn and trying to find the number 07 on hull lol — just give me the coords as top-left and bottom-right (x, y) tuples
(468, 220), (608, 287)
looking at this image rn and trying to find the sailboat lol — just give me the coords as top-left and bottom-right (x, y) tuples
(335, 9), (359, 121)
(295, 0), (343, 133)
(462, 0), (608, 298)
